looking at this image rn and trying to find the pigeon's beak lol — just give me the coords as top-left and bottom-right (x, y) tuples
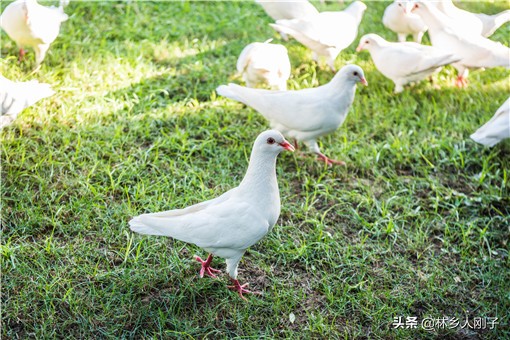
(360, 77), (368, 86)
(279, 140), (295, 152)
(355, 44), (363, 52)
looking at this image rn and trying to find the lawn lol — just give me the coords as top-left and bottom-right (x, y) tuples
(1, 0), (509, 338)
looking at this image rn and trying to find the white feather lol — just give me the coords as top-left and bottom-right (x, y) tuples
(0, 75), (55, 128)
(471, 98), (510, 147)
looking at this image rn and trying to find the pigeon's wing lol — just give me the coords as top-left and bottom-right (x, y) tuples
(217, 84), (336, 132)
(0, 76), (55, 116)
(130, 194), (271, 251)
(439, 27), (507, 65)
(383, 43), (459, 75)
(471, 98), (510, 147)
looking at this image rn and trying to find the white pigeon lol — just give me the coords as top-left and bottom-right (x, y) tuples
(269, 1), (367, 71)
(470, 97), (510, 147)
(0, 0), (69, 66)
(256, 0), (319, 21)
(129, 130), (295, 300)
(256, 0), (319, 41)
(412, 1), (510, 87)
(0, 75), (55, 128)
(236, 40), (291, 91)
(435, 0), (510, 38)
(217, 65), (367, 165)
(382, 0), (428, 43)
(356, 33), (460, 93)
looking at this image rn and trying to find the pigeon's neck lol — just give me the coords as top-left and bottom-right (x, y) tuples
(328, 76), (357, 102)
(239, 149), (279, 197)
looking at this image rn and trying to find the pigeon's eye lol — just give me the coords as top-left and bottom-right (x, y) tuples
(398, 3), (402, 6)
(365, 40), (369, 44)
(353, 71), (359, 76)
(267, 137), (276, 144)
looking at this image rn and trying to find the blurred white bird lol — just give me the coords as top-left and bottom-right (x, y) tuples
(412, 1), (510, 87)
(382, 0), (428, 43)
(0, 75), (55, 128)
(470, 97), (510, 147)
(129, 130), (294, 300)
(436, 0), (510, 38)
(237, 40), (291, 91)
(269, 1), (367, 71)
(256, 0), (319, 20)
(217, 65), (367, 165)
(256, 0), (319, 40)
(0, 0), (69, 66)
(356, 34), (459, 93)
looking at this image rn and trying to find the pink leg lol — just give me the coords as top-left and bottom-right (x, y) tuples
(19, 48), (26, 62)
(316, 152), (346, 166)
(195, 254), (221, 278)
(227, 279), (260, 301)
(455, 75), (468, 88)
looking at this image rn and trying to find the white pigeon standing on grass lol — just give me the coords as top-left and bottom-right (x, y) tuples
(256, 0), (319, 41)
(269, 1), (367, 71)
(236, 39), (291, 91)
(470, 97), (510, 147)
(356, 33), (460, 93)
(129, 130), (295, 300)
(382, 0), (428, 43)
(412, 1), (510, 88)
(217, 65), (367, 165)
(0, 75), (55, 128)
(0, 0), (69, 66)
(435, 0), (510, 38)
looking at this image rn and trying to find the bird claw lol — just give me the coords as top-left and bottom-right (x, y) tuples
(317, 153), (346, 166)
(227, 279), (261, 301)
(455, 76), (468, 88)
(195, 255), (221, 278)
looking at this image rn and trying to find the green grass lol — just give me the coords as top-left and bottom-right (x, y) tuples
(1, 0), (509, 338)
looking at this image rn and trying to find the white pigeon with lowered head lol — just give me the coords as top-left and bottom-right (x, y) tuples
(470, 97), (510, 147)
(435, 0), (510, 38)
(129, 130), (295, 300)
(0, 75), (55, 128)
(237, 39), (291, 91)
(0, 0), (69, 66)
(217, 64), (367, 165)
(412, 1), (510, 87)
(382, 0), (428, 43)
(356, 33), (459, 93)
(269, 1), (367, 71)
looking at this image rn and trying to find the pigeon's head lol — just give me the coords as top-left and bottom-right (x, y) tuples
(395, 0), (414, 15)
(338, 65), (368, 86)
(254, 130), (295, 154)
(356, 34), (385, 53)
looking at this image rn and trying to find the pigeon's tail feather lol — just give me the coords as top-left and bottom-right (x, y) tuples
(470, 131), (500, 147)
(216, 84), (243, 103)
(478, 10), (510, 37)
(129, 216), (169, 236)
(269, 23), (297, 38)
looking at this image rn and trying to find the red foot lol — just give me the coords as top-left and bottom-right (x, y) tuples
(317, 153), (346, 166)
(227, 279), (260, 301)
(455, 75), (468, 88)
(19, 48), (26, 62)
(195, 254), (221, 278)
